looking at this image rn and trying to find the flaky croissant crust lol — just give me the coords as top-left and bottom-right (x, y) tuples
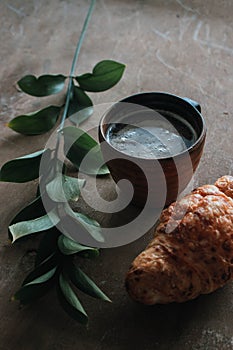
(125, 176), (233, 304)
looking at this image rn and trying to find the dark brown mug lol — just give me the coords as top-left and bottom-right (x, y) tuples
(99, 92), (206, 208)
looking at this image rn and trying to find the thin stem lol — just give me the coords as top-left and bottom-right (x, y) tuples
(59, 0), (96, 131)
(52, 0), (96, 166)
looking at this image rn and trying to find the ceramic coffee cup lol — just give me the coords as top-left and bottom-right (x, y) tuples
(99, 92), (206, 208)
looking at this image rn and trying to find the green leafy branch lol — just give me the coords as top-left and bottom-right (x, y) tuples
(9, 59), (124, 134)
(0, 0), (125, 325)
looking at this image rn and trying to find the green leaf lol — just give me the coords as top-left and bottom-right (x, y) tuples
(63, 126), (109, 175)
(46, 174), (85, 202)
(8, 106), (61, 135)
(58, 235), (99, 258)
(71, 213), (104, 243)
(8, 195), (46, 241)
(17, 74), (66, 97)
(63, 205), (104, 243)
(10, 196), (45, 225)
(23, 253), (59, 285)
(68, 84), (93, 125)
(14, 267), (57, 304)
(66, 261), (111, 302)
(35, 229), (61, 267)
(76, 60), (125, 92)
(0, 149), (46, 183)
(57, 273), (88, 324)
(9, 210), (60, 243)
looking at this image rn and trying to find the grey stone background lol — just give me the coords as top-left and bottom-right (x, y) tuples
(1, 1), (233, 349)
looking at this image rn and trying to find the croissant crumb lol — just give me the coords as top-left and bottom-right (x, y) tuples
(125, 176), (233, 304)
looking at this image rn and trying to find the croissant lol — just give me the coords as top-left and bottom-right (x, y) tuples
(125, 175), (233, 304)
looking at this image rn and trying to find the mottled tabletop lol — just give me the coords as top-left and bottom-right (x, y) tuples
(1, 1), (233, 349)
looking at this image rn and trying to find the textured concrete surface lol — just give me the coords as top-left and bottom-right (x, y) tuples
(1, 0), (233, 349)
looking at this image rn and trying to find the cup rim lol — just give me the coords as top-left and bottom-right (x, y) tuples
(99, 91), (207, 161)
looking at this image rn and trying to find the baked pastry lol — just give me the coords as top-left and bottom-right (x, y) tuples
(125, 176), (233, 304)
